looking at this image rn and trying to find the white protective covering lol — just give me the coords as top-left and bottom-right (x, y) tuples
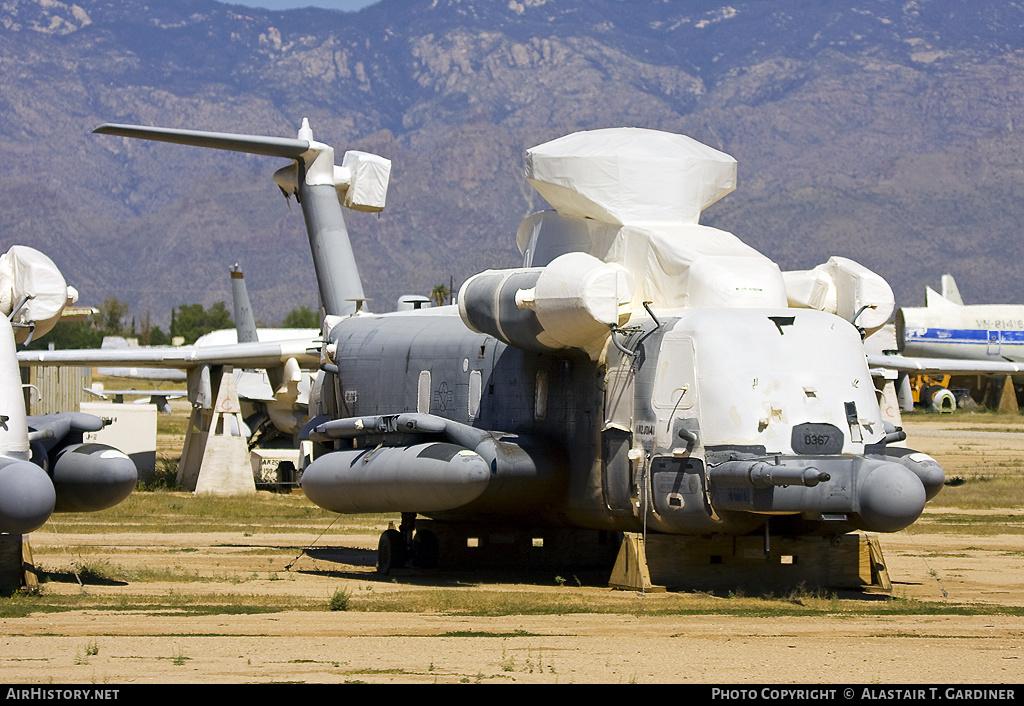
(781, 256), (895, 336)
(0, 246), (75, 343)
(515, 252), (633, 353)
(338, 150), (391, 212)
(525, 128), (737, 225)
(521, 128), (789, 313)
(517, 211), (788, 312)
(0, 315), (30, 458)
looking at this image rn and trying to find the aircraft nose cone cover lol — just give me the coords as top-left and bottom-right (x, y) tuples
(857, 463), (927, 533)
(51, 444), (138, 513)
(0, 459), (56, 534)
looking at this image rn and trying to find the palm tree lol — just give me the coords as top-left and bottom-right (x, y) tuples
(430, 284), (451, 307)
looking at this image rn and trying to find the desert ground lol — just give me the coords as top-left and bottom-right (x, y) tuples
(1, 410), (1023, 685)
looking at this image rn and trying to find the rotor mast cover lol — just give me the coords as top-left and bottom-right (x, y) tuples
(0, 246), (75, 343)
(525, 128), (737, 226)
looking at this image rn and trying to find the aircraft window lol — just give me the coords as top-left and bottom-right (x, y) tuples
(653, 334), (695, 411)
(417, 371), (431, 413)
(535, 370), (548, 420)
(469, 370), (482, 419)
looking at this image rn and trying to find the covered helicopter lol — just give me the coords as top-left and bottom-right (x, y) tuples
(89, 121), (944, 578)
(0, 245), (137, 538)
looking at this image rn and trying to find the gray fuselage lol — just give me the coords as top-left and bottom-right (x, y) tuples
(308, 305), (940, 537)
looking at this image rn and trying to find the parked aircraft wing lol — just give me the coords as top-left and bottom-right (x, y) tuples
(18, 338), (318, 371)
(93, 123), (310, 159)
(866, 353), (1024, 375)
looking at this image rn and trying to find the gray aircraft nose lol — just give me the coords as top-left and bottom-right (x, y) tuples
(51, 444), (138, 513)
(857, 462), (927, 533)
(0, 458), (56, 534)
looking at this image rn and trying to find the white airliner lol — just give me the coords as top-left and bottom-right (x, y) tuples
(867, 274), (1024, 376)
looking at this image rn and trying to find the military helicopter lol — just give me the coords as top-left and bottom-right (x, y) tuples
(0, 245), (137, 538)
(90, 121), (943, 581)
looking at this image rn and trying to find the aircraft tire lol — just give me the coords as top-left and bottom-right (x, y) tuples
(412, 529), (439, 569)
(376, 528), (407, 574)
(924, 386), (956, 413)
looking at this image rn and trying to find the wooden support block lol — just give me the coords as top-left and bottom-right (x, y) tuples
(177, 367), (255, 496)
(609, 532), (885, 592)
(21, 538), (38, 590)
(999, 375), (1019, 415)
(608, 533), (665, 592)
(865, 535), (891, 591)
(0, 535), (23, 591)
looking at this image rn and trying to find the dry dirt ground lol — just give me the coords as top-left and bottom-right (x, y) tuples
(2, 416), (1024, 685)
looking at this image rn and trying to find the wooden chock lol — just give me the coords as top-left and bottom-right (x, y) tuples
(865, 535), (891, 591)
(998, 375), (1019, 415)
(177, 366), (255, 496)
(609, 532), (665, 592)
(0, 535), (36, 591)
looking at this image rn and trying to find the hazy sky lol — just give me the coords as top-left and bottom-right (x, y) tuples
(227, 0), (381, 10)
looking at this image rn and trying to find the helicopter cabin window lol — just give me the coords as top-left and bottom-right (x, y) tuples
(469, 370), (482, 420)
(653, 333), (696, 413)
(534, 370), (548, 420)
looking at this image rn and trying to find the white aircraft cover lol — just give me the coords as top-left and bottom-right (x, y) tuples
(0, 246), (74, 342)
(782, 256), (895, 335)
(339, 150), (391, 213)
(517, 211), (788, 312)
(519, 252), (634, 353)
(525, 128), (737, 226)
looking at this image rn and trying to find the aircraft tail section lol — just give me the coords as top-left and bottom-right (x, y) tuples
(230, 264), (259, 344)
(941, 274), (964, 305)
(94, 121), (392, 318)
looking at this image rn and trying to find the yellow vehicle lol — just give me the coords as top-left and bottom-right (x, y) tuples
(910, 374), (957, 413)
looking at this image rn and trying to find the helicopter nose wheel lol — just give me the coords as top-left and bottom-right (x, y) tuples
(376, 528), (406, 574)
(376, 513), (439, 573)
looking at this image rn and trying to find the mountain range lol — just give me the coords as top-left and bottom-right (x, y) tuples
(2, 0), (1024, 330)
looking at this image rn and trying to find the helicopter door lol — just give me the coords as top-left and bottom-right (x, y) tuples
(602, 364), (635, 513)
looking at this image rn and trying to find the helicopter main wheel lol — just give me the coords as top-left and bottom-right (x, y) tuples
(376, 528), (407, 574)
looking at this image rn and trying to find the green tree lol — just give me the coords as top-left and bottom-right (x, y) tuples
(148, 326), (169, 346)
(23, 320), (103, 350)
(97, 297), (131, 336)
(24, 296), (131, 350)
(282, 305), (319, 329)
(170, 301), (233, 344)
(139, 311), (170, 347)
(430, 284), (451, 307)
